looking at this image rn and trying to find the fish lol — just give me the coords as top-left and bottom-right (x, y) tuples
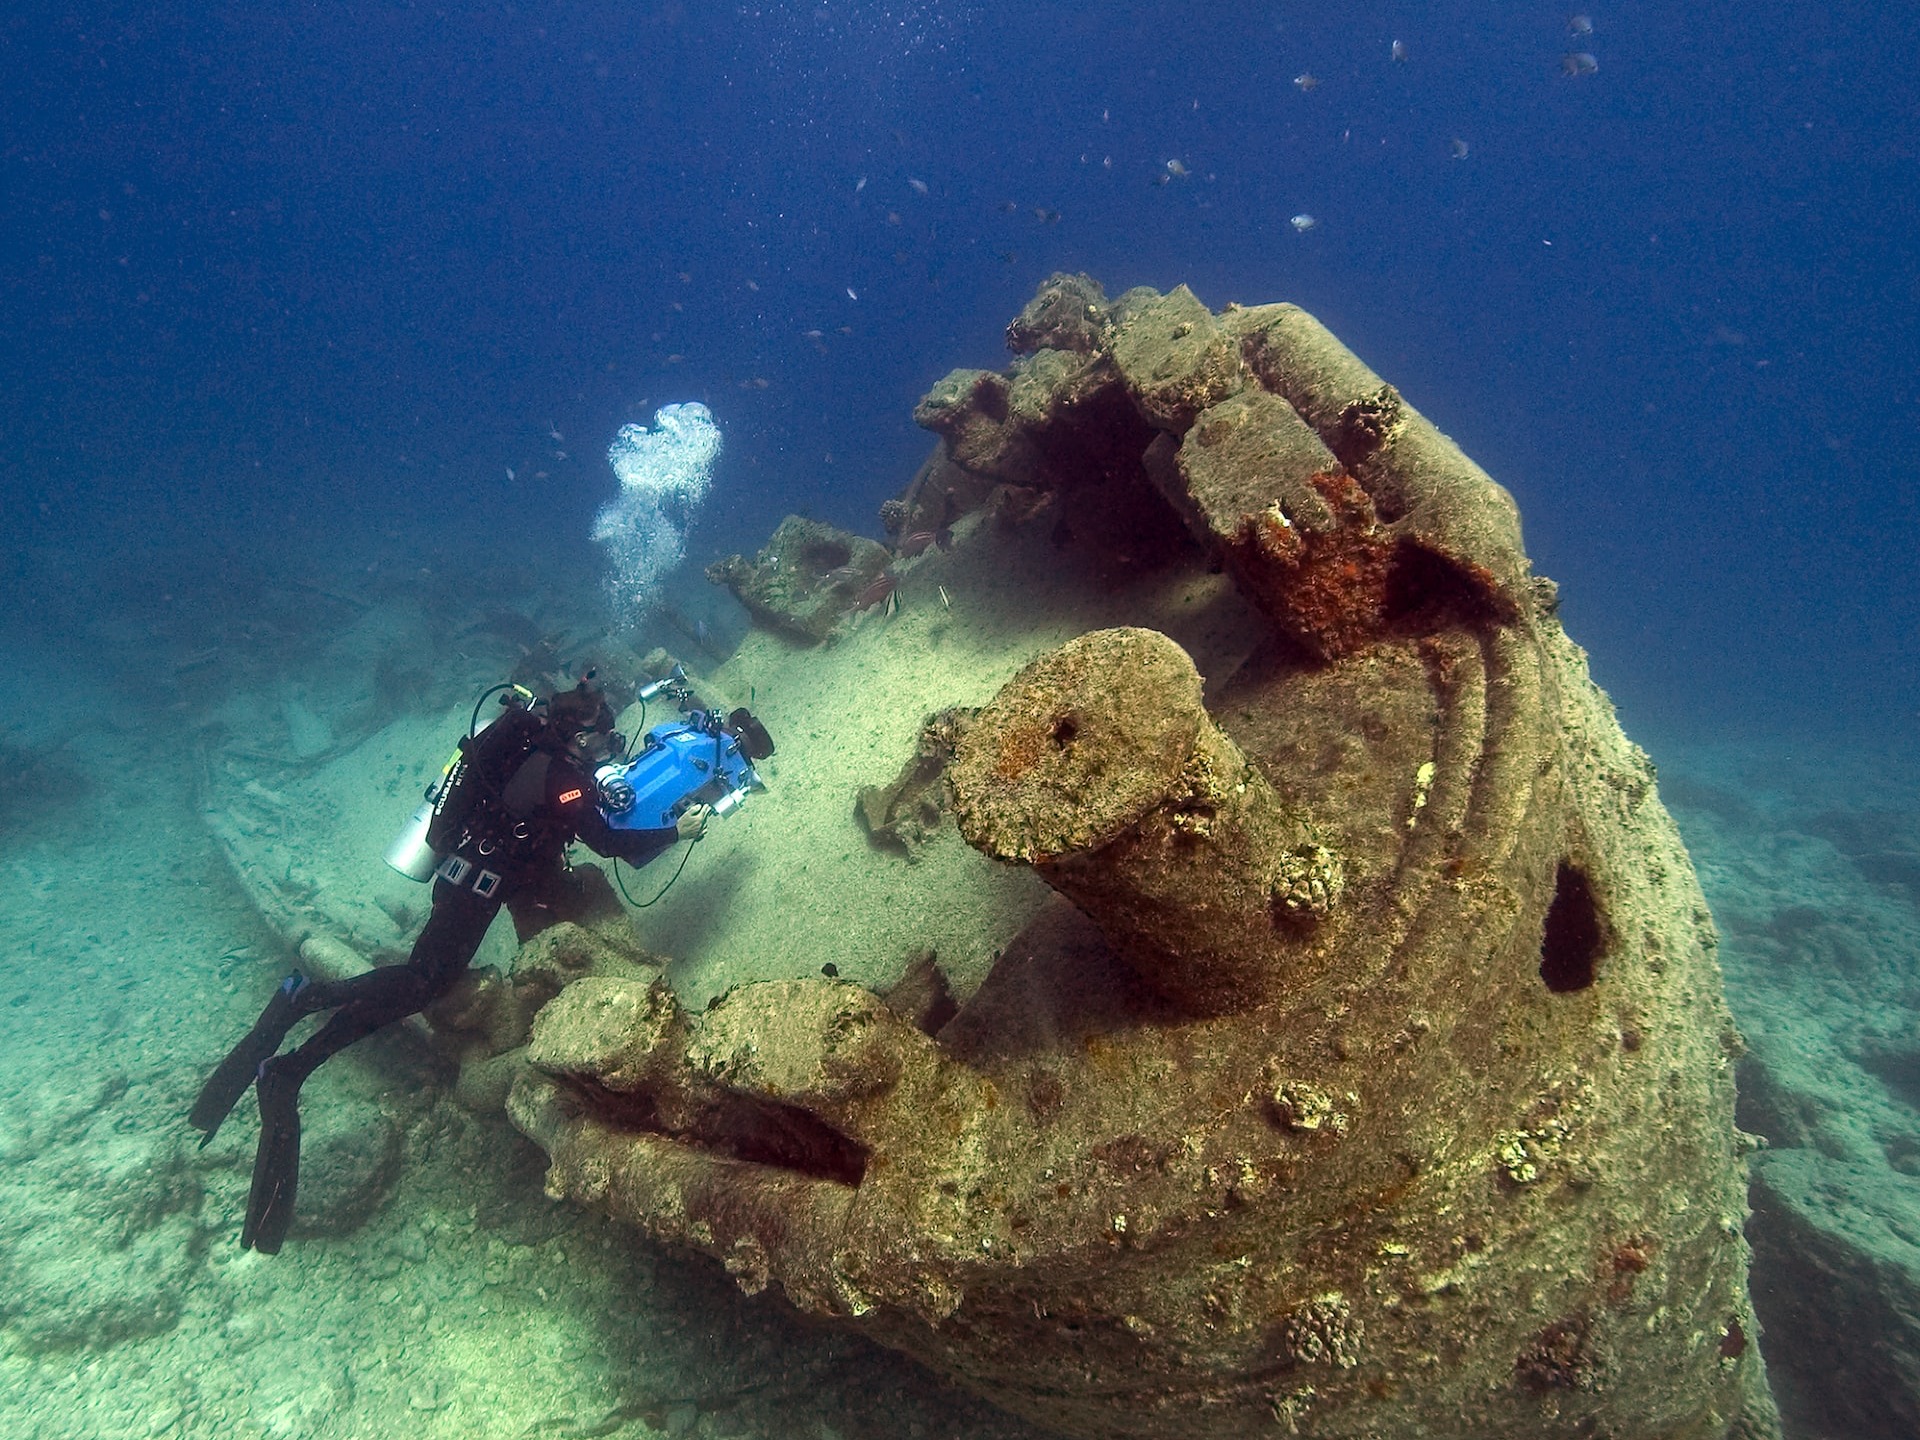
(1450, 137), (1470, 159)
(1290, 213), (1318, 232)
(908, 177), (929, 195)
(506, 467), (516, 482)
(1391, 39), (1408, 63)
(847, 287), (859, 300)
(1294, 73), (1319, 91)
(1562, 51), (1599, 76)
(1568, 14), (1594, 37)
(852, 572), (898, 613)
(1165, 158), (1189, 177)
(855, 176), (867, 192)
(897, 528), (950, 558)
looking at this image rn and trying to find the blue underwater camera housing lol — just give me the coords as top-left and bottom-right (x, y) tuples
(594, 706), (771, 834)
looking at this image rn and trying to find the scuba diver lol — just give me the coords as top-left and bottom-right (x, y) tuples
(188, 670), (772, 1254)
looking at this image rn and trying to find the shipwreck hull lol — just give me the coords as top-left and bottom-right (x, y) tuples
(500, 277), (1777, 1439)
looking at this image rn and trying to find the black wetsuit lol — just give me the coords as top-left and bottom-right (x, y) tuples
(191, 700), (686, 1253)
(270, 705), (677, 1087)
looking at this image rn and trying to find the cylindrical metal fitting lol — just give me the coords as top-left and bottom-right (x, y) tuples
(950, 627), (1335, 1013)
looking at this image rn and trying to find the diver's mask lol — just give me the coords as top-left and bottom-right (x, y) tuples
(547, 671), (622, 763)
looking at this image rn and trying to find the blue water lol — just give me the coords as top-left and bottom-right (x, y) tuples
(6, 0), (1913, 736)
(4, 4), (1918, 1437)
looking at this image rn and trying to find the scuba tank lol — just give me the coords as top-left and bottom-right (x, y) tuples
(384, 792), (445, 881)
(383, 683), (538, 881)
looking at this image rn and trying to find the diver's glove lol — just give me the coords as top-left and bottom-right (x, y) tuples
(675, 804), (713, 842)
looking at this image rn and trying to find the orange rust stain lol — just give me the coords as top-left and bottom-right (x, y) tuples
(1281, 530), (1392, 654)
(1244, 506), (1302, 566)
(1604, 1233), (1657, 1303)
(1231, 471), (1391, 657)
(995, 722), (1047, 782)
(1307, 468), (1377, 523)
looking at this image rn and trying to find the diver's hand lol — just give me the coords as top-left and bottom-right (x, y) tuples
(676, 804), (713, 842)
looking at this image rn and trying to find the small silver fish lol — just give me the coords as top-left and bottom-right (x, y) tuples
(908, 177), (929, 195)
(1165, 158), (1189, 177)
(1568, 14), (1594, 37)
(1450, 137), (1470, 159)
(1294, 72), (1319, 92)
(1391, 39), (1408, 63)
(506, 467), (516, 482)
(855, 175), (867, 192)
(1561, 51), (1599, 76)
(1290, 213), (1318, 232)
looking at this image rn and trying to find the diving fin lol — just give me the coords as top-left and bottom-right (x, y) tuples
(189, 972), (308, 1148)
(241, 1060), (302, 1255)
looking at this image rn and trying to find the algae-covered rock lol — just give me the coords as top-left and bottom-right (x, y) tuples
(510, 278), (1781, 1440)
(855, 707), (973, 860)
(1107, 283), (1243, 432)
(706, 515), (892, 644)
(1004, 271), (1111, 356)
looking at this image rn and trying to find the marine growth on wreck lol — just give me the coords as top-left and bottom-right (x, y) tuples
(482, 276), (1784, 1440)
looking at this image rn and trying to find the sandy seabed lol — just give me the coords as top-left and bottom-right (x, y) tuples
(1, 525), (1914, 1439)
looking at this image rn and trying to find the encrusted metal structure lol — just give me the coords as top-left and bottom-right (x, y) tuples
(506, 277), (1780, 1440)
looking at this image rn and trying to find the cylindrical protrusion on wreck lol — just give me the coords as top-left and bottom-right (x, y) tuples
(1228, 303), (1529, 619)
(950, 628), (1339, 1013)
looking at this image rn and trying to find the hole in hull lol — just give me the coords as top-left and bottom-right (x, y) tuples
(569, 1079), (869, 1187)
(1540, 861), (1603, 993)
